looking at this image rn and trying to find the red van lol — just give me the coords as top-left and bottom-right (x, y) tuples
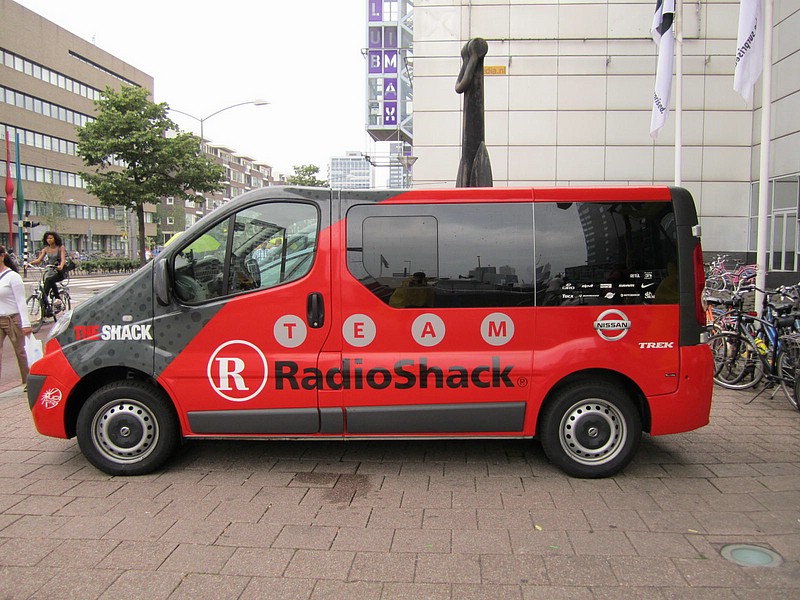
(27, 186), (712, 478)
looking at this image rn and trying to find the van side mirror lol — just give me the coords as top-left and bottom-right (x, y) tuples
(154, 259), (171, 306)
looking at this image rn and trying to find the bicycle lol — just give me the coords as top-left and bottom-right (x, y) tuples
(26, 265), (72, 333)
(704, 255), (758, 293)
(706, 284), (800, 410)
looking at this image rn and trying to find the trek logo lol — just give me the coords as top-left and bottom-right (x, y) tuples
(593, 309), (631, 342)
(639, 342), (674, 349)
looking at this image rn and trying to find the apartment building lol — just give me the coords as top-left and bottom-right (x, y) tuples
(159, 144), (274, 244)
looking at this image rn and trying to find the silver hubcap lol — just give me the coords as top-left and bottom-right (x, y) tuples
(92, 400), (159, 464)
(559, 400), (627, 466)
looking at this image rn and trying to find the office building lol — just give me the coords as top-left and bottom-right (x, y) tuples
(1, 0), (157, 258)
(329, 151), (373, 189)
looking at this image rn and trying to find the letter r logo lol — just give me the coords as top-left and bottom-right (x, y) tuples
(215, 357), (248, 391)
(207, 340), (268, 402)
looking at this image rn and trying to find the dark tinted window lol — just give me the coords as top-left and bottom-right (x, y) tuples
(535, 201), (677, 306)
(347, 203), (535, 308)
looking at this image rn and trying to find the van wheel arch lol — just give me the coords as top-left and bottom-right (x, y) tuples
(64, 367), (175, 438)
(539, 370), (651, 434)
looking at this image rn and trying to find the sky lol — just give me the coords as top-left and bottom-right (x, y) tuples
(15, 0), (371, 176)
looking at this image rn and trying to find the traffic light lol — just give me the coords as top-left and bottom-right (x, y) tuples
(23, 220), (40, 227)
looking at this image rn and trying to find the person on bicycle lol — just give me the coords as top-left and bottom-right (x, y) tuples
(28, 231), (67, 313)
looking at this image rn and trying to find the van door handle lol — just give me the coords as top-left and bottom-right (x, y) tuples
(307, 292), (324, 328)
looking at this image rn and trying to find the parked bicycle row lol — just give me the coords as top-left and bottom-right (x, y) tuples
(706, 281), (800, 411)
(704, 254), (758, 293)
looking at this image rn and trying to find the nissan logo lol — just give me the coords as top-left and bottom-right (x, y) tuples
(593, 309), (631, 341)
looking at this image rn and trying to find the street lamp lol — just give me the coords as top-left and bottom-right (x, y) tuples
(169, 99), (270, 152)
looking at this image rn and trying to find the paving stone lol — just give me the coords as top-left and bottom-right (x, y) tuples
(607, 556), (689, 587)
(414, 553), (481, 583)
(0, 536), (62, 566)
(96, 540), (178, 570)
(0, 565), (58, 599)
(349, 551), (416, 582)
(98, 570), (183, 600)
(27, 567), (121, 599)
(381, 582), (451, 599)
(216, 521), (282, 548)
(220, 546), (294, 577)
(239, 576), (316, 600)
(479, 554), (548, 585)
(331, 527), (394, 552)
(283, 548), (354, 580)
(367, 507), (423, 529)
(391, 528), (451, 553)
(272, 524), (338, 550)
(310, 579), (384, 600)
(42, 538), (118, 568)
(167, 572), (250, 600)
(158, 542), (235, 573)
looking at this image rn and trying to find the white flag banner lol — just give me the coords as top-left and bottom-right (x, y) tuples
(734, 0), (764, 105)
(650, 0), (675, 139)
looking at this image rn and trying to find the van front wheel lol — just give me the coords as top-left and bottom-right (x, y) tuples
(539, 382), (641, 478)
(76, 381), (179, 476)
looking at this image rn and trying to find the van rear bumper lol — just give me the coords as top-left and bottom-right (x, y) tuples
(648, 344), (714, 435)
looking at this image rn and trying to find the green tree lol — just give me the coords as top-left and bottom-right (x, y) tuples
(286, 164), (327, 187)
(77, 86), (224, 264)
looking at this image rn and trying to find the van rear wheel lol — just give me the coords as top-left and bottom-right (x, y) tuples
(539, 381), (641, 478)
(76, 381), (179, 476)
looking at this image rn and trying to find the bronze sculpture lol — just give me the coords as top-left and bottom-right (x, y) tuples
(455, 38), (493, 187)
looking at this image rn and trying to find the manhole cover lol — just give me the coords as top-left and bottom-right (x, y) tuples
(720, 544), (783, 567)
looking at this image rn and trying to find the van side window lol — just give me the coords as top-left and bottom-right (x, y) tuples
(173, 202), (318, 304)
(534, 201), (677, 306)
(347, 203), (535, 308)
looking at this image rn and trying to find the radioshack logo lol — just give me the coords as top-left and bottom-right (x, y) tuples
(207, 340), (268, 402)
(593, 309), (631, 342)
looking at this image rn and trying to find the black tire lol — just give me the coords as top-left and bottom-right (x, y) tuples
(538, 381), (642, 478)
(27, 295), (44, 333)
(778, 351), (800, 410)
(76, 381), (180, 476)
(708, 332), (764, 390)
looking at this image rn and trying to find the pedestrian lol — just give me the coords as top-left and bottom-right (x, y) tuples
(0, 245), (32, 388)
(28, 231), (67, 312)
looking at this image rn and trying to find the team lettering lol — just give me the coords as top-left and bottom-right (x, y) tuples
(275, 357), (514, 391)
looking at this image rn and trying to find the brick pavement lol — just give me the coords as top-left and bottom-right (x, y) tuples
(0, 380), (799, 599)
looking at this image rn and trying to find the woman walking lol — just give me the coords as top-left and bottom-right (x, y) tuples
(0, 245), (32, 387)
(29, 231), (67, 312)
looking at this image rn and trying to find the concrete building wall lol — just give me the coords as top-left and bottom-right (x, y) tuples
(412, 0), (800, 261)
